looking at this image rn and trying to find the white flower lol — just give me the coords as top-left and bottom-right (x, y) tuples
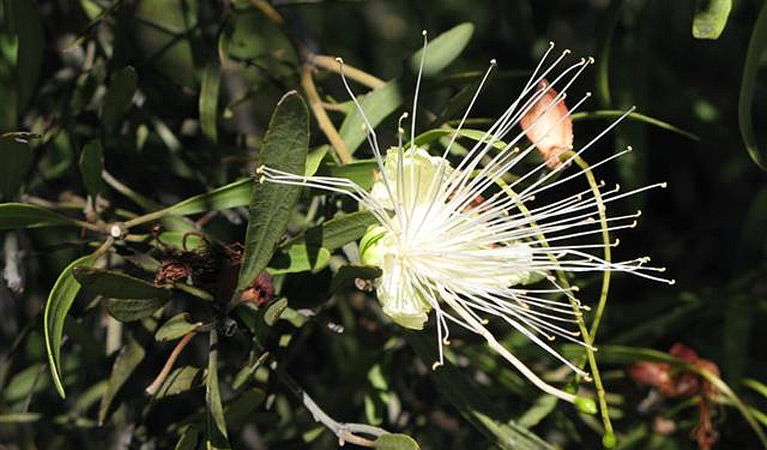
(258, 33), (673, 404)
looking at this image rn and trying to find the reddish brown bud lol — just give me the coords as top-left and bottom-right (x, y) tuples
(520, 79), (573, 168)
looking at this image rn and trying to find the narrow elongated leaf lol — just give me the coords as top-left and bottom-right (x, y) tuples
(268, 245), (331, 275)
(224, 388), (266, 429)
(9, 0), (44, 114)
(693, 0), (732, 39)
(79, 140), (104, 199)
(101, 66), (138, 130)
(176, 426), (201, 450)
(409, 23), (474, 77)
(206, 330), (230, 449)
(133, 178), (254, 225)
(570, 110), (699, 141)
(237, 91), (309, 292)
(98, 337), (145, 424)
(405, 333), (554, 450)
(200, 60), (221, 142)
(339, 82), (403, 155)
(0, 137), (33, 198)
(74, 267), (172, 300)
(326, 160), (378, 190)
(155, 313), (200, 342)
(375, 434), (420, 450)
(44, 255), (94, 398)
(282, 210), (377, 252)
(0, 203), (74, 230)
(156, 366), (202, 399)
(106, 298), (169, 322)
(738, 1), (767, 171)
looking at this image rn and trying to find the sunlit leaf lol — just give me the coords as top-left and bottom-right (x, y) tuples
(409, 23), (474, 77)
(237, 91), (309, 292)
(693, 0), (732, 39)
(268, 244), (331, 275)
(44, 255), (94, 398)
(282, 210), (377, 252)
(155, 366), (202, 399)
(155, 313), (200, 342)
(339, 82), (403, 155)
(375, 433), (421, 450)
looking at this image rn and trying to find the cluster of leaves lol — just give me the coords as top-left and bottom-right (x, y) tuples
(2, 1), (767, 449)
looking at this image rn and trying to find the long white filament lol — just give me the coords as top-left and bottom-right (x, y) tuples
(257, 42), (673, 404)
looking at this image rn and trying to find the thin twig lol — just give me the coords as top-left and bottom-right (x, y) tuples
(301, 64), (352, 164)
(146, 330), (199, 395)
(310, 54), (385, 89)
(271, 358), (387, 446)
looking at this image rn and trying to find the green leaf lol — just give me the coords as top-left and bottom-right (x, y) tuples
(570, 110), (700, 141)
(223, 388), (266, 429)
(744, 378), (767, 400)
(0, 203), (74, 230)
(44, 255), (94, 399)
(73, 266), (172, 300)
(326, 159), (378, 190)
(155, 366), (202, 399)
(79, 140), (104, 199)
(175, 426), (201, 450)
(206, 330), (230, 450)
(693, 0), (732, 39)
(263, 297), (288, 327)
(409, 23), (474, 77)
(106, 298), (169, 322)
(9, 0), (44, 114)
(306, 146), (329, 177)
(411, 128), (507, 150)
(738, 1), (767, 171)
(101, 66), (138, 130)
(267, 244), (331, 275)
(405, 333), (555, 450)
(282, 210), (378, 252)
(339, 82), (403, 154)
(375, 433), (421, 450)
(237, 91), (309, 292)
(0, 413), (42, 423)
(141, 178), (254, 221)
(595, 0), (623, 108)
(155, 313), (201, 342)
(517, 395), (558, 429)
(157, 231), (208, 251)
(98, 336), (146, 424)
(200, 60), (221, 142)
(0, 137), (33, 198)
(330, 265), (382, 294)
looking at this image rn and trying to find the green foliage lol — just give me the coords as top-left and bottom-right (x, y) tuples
(2, 2), (767, 449)
(237, 91), (309, 292)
